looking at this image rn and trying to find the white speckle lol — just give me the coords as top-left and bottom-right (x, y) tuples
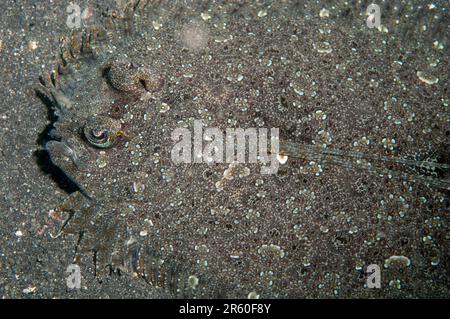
(417, 71), (439, 85)
(98, 161), (107, 168)
(257, 10), (267, 18)
(382, 137), (396, 150)
(248, 291), (260, 299)
(277, 154), (288, 164)
(239, 167), (251, 178)
(320, 225), (329, 233)
(433, 41), (444, 50)
(201, 12), (211, 21)
(22, 286), (37, 294)
(258, 244), (285, 258)
(319, 8), (330, 18)
(15, 230), (23, 237)
(139, 230), (148, 237)
(389, 279), (402, 289)
(215, 180), (223, 191)
(28, 40), (38, 51)
(315, 110), (327, 120)
(348, 226), (358, 234)
(188, 275), (199, 289)
(384, 255), (411, 268)
(152, 21), (162, 30)
(377, 25), (389, 33)
(317, 46), (333, 54)
(160, 102), (170, 113)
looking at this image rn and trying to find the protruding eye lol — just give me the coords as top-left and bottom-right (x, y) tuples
(83, 116), (123, 148)
(104, 60), (164, 93)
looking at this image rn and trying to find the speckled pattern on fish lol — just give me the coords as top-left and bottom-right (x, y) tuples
(0, 0), (448, 298)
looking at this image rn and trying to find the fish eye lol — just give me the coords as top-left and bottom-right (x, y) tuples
(103, 60), (163, 93)
(103, 60), (142, 93)
(83, 116), (123, 148)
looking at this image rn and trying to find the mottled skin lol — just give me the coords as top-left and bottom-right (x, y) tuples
(36, 1), (448, 298)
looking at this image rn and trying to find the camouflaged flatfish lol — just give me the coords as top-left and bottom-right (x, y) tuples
(36, 0), (449, 298)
